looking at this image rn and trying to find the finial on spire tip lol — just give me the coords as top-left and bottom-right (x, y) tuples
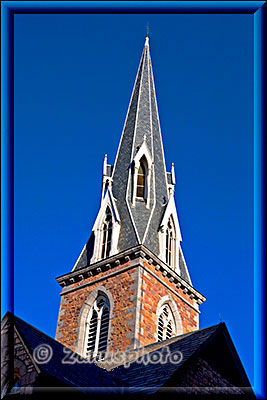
(145, 25), (149, 46)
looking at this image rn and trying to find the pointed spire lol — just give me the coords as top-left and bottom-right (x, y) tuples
(111, 37), (169, 254)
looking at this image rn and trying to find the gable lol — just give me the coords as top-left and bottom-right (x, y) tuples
(72, 188), (121, 271)
(1, 313), (121, 396)
(105, 323), (254, 397)
(1, 314), (39, 397)
(106, 324), (221, 394)
(92, 188), (120, 232)
(174, 356), (245, 395)
(164, 324), (254, 397)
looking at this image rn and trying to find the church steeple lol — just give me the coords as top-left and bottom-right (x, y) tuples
(56, 37), (206, 356)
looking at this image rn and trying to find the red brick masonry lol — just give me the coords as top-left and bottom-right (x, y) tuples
(56, 257), (199, 354)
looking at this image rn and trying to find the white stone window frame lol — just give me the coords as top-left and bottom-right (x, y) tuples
(155, 295), (183, 342)
(158, 193), (182, 274)
(157, 304), (175, 341)
(101, 207), (113, 259)
(83, 294), (110, 358)
(90, 188), (120, 264)
(132, 140), (153, 208)
(76, 286), (114, 358)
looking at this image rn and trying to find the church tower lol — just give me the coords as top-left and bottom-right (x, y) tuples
(55, 36), (206, 358)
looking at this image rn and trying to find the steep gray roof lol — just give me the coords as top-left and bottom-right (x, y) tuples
(111, 37), (168, 254)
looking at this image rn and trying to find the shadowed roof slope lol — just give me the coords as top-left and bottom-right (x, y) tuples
(3, 313), (120, 393)
(2, 313), (254, 398)
(99, 323), (254, 396)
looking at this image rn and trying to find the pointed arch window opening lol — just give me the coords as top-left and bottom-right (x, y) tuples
(131, 143), (153, 208)
(101, 207), (113, 259)
(157, 304), (175, 342)
(134, 156), (149, 204)
(166, 217), (175, 268)
(84, 295), (110, 360)
(137, 162), (146, 199)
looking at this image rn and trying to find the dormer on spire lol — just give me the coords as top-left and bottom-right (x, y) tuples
(131, 139), (153, 208)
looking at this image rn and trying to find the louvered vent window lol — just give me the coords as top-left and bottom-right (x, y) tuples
(157, 304), (175, 342)
(84, 295), (110, 359)
(101, 207), (112, 259)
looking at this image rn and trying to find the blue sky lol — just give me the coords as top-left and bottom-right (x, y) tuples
(10, 12), (254, 384)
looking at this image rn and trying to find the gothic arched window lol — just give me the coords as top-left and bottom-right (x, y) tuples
(131, 144), (152, 208)
(136, 162), (146, 199)
(101, 207), (112, 259)
(166, 217), (175, 267)
(157, 304), (175, 342)
(84, 294), (110, 359)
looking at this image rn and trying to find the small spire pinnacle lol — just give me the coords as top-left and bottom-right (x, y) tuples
(103, 154), (107, 175)
(171, 163), (176, 185)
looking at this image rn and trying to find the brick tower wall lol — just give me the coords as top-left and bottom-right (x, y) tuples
(138, 260), (198, 347)
(56, 260), (136, 354)
(55, 253), (200, 355)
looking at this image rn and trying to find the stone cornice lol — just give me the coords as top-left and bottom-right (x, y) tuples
(141, 263), (201, 313)
(56, 245), (206, 305)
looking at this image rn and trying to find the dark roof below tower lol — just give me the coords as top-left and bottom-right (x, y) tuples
(98, 323), (254, 397)
(2, 313), (119, 394)
(1, 313), (254, 399)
